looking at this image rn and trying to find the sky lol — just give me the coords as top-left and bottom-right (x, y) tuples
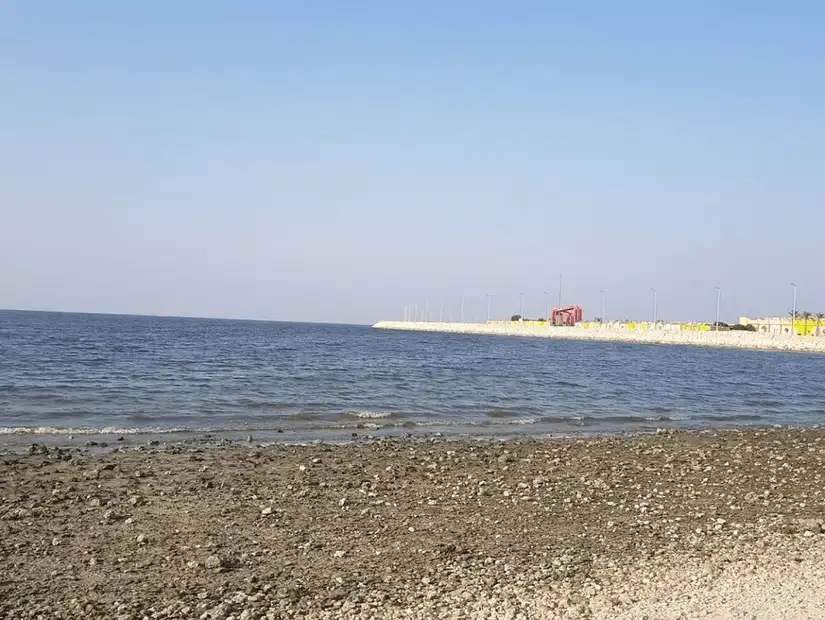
(1, 1), (823, 325)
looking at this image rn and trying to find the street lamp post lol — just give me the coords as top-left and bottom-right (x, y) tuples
(424, 300), (428, 323)
(439, 300), (443, 323)
(558, 274), (563, 309)
(791, 282), (797, 336)
(520, 293), (524, 320)
(486, 294), (493, 323)
(650, 288), (658, 325)
(544, 292), (551, 321)
(715, 286), (721, 333)
(600, 290), (606, 324)
(460, 296), (465, 323)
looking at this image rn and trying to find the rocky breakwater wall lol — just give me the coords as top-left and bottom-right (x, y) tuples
(373, 321), (825, 354)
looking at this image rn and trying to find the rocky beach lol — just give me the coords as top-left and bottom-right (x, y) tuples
(3, 429), (825, 619)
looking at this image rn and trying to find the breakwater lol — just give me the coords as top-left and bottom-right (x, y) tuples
(373, 321), (825, 354)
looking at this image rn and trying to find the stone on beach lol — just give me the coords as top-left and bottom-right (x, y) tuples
(3, 429), (825, 619)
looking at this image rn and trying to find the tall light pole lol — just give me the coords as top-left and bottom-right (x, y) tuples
(439, 300), (443, 323)
(486, 294), (493, 323)
(460, 296), (465, 323)
(600, 290), (606, 324)
(520, 293), (524, 320)
(414, 302), (418, 322)
(650, 288), (658, 324)
(424, 300), (428, 323)
(715, 286), (721, 333)
(544, 292), (551, 321)
(791, 282), (797, 336)
(558, 274), (563, 309)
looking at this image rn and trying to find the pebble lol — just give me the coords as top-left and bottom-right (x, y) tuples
(7, 428), (825, 620)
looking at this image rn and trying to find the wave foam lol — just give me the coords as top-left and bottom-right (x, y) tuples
(0, 426), (194, 436)
(342, 411), (394, 419)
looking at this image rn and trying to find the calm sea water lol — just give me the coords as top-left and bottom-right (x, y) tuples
(1, 310), (824, 448)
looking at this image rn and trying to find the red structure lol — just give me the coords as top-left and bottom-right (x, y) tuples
(551, 305), (583, 326)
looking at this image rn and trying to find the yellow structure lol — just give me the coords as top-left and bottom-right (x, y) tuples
(679, 323), (712, 332)
(739, 316), (823, 336)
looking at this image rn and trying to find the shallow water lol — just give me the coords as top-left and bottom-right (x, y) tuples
(1, 310), (824, 448)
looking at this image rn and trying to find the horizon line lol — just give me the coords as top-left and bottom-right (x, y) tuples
(0, 307), (370, 327)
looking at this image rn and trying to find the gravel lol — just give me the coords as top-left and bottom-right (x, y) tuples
(2, 428), (825, 618)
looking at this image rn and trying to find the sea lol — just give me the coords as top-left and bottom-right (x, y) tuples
(1, 309), (824, 451)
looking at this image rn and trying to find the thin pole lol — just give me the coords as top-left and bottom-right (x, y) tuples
(439, 300), (443, 323)
(414, 302), (418, 322)
(460, 296), (465, 323)
(520, 293), (524, 320)
(650, 288), (657, 324)
(715, 286), (721, 333)
(600, 290), (606, 324)
(544, 292), (551, 321)
(424, 300), (428, 323)
(791, 282), (797, 336)
(558, 274), (563, 309)
(486, 294), (493, 323)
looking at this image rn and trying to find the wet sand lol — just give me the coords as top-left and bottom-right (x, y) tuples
(3, 429), (825, 619)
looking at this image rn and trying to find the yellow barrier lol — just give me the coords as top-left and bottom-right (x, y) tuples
(680, 324), (711, 332)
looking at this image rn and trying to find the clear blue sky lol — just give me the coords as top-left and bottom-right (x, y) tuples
(2, 1), (823, 324)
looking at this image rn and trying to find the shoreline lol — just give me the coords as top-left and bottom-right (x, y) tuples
(4, 428), (825, 619)
(373, 320), (825, 354)
(2, 418), (809, 457)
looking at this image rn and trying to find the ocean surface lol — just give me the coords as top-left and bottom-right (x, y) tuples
(2, 310), (824, 449)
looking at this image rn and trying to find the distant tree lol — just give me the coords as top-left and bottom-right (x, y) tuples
(801, 311), (813, 336)
(816, 312), (825, 336)
(511, 314), (522, 322)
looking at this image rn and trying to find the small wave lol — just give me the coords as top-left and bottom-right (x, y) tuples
(454, 417), (539, 427)
(743, 400), (782, 408)
(238, 399), (295, 410)
(693, 414), (764, 422)
(647, 406), (674, 414)
(313, 417), (541, 431)
(341, 411), (393, 419)
(536, 414), (689, 426)
(554, 381), (585, 389)
(290, 412), (324, 421)
(0, 426), (194, 436)
(485, 409), (521, 419)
